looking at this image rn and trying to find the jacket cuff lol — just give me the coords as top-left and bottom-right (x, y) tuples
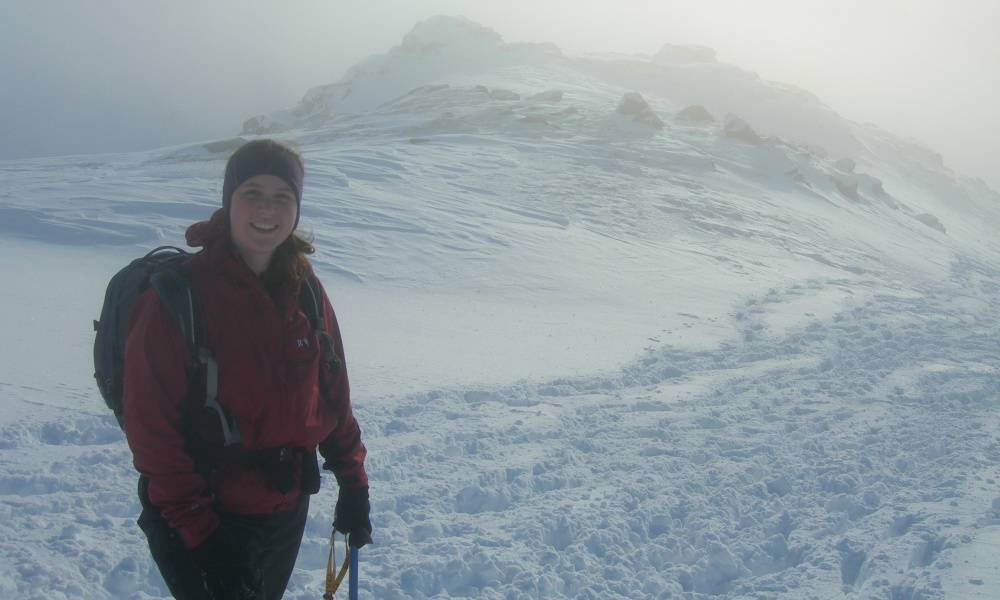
(176, 507), (221, 549)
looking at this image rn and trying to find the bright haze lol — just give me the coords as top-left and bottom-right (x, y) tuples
(2, 0), (998, 190)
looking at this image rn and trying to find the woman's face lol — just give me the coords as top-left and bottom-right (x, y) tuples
(228, 174), (298, 274)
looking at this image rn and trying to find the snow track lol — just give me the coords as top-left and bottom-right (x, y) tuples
(347, 262), (1000, 599)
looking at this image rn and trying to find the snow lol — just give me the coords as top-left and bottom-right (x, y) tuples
(2, 15), (1000, 599)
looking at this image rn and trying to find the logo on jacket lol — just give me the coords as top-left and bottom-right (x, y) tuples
(296, 338), (310, 348)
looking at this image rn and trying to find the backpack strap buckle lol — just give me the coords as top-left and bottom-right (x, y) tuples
(300, 274), (342, 373)
(198, 348), (242, 446)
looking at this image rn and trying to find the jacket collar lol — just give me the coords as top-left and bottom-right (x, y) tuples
(185, 208), (300, 312)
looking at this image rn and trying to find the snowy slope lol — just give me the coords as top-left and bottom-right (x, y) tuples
(2, 15), (999, 599)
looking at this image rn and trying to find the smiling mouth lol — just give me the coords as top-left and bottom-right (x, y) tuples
(251, 222), (278, 232)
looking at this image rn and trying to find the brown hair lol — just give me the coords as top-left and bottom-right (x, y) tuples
(261, 229), (315, 290)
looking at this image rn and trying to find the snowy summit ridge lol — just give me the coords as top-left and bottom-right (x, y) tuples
(245, 16), (561, 130)
(1, 14), (1000, 600)
(242, 16), (993, 236)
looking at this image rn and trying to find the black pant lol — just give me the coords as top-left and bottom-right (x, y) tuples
(137, 477), (309, 600)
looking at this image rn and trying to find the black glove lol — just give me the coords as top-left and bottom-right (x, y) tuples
(333, 485), (373, 548)
(189, 527), (266, 600)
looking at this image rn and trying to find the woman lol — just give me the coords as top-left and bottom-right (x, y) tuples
(123, 139), (371, 599)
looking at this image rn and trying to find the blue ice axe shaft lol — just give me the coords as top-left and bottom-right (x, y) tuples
(349, 546), (359, 600)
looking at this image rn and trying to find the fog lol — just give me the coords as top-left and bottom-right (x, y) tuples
(2, 0), (998, 190)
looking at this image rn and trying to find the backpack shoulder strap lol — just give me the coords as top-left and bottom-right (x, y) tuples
(299, 273), (341, 373)
(149, 267), (242, 446)
(149, 267), (202, 350)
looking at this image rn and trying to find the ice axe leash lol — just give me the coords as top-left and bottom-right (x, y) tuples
(322, 531), (361, 599)
(322, 532), (349, 599)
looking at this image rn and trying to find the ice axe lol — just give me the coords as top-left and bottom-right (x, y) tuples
(349, 545), (359, 600)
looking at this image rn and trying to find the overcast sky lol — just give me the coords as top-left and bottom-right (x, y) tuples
(2, 0), (997, 190)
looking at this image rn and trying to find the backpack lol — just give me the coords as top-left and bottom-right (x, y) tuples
(94, 245), (340, 443)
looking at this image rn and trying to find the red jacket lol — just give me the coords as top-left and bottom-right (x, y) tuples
(123, 209), (367, 548)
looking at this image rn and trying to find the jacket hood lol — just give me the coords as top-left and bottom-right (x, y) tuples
(185, 208), (229, 249)
(183, 208), (251, 284)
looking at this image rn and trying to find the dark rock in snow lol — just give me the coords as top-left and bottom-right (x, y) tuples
(833, 176), (860, 201)
(677, 104), (715, 122)
(914, 213), (946, 233)
(529, 89), (563, 102)
(835, 157), (856, 172)
(617, 92), (664, 129)
(723, 114), (764, 145)
(489, 88), (521, 101)
(785, 168), (811, 187)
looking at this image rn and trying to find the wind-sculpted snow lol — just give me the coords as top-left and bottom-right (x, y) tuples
(2, 14), (1000, 600)
(0, 154), (221, 246)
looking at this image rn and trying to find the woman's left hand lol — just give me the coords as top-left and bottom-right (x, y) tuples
(333, 485), (373, 548)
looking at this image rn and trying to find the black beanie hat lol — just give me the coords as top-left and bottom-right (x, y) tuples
(222, 139), (304, 229)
